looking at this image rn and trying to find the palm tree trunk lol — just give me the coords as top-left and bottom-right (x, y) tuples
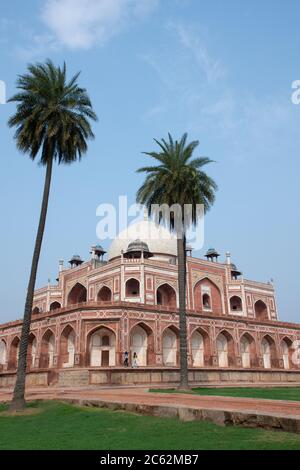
(10, 157), (53, 411)
(177, 235), (189, 389)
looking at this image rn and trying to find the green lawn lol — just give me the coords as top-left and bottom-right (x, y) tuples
(150, 387), (300, 401)
(0, 400), (300, 450)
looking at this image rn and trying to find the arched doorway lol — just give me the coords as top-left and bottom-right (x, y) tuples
(255, 300), (268, 320)
(130, 325), (148, 366)
(97, 286), (112, 302)
(125, 278), (140, 298)
(41, 330), (55, 368)
(262, 335), (276, 369)
(32, 307), (40, 315)
(60, 326), (76, 368)
(89, 328), (116, 367)
(282, 338), (293, 370)
(27, 333), (37, 369)
(0, 340), (7, 366)
(230, 296), (243, 312)
(67, 283), (87, 305)
(9, 337), (20, 370)
(217, 333), (228, 367)
(191, 331), (204, 367)
(162, 327), (178, 366)
(50, 301), (61, 311)
(156, 284), (177, 308)
(240, 333), (256, 368)
(216, 331), (234, 367)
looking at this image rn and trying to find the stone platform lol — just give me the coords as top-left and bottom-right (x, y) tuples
(2, 366), (300, 389)
(1, 386), (300, 434)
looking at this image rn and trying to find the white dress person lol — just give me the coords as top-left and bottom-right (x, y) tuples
(132, 352), (139, 368)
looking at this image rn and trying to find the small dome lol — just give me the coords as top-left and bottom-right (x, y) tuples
(206, 247), (219, 257)
(127, 239), (150, 252)
(231, 263), (242, 277)
(69, 255), (84, 266)
(71, 255), (82, 261)
(124, 239), (153, 259)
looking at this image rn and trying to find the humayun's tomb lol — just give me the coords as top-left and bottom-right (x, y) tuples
(1, 218), (300, 388)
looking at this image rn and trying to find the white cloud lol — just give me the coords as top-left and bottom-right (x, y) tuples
(41, 0), (159, 50)
(168, 22), (225, 83)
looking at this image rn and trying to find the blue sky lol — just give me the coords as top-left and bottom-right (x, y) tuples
(0, 0), (300, 323)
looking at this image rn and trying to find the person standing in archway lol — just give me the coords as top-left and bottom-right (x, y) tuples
(123, 351), (129, 367)
(132, 352), (139, 368)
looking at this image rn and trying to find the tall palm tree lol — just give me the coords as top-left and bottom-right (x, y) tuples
(136, 133), (217, 389)
(8, 60), (97, 410)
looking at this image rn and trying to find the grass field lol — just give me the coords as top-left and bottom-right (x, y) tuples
(0, 400), (300, 450)
(149, 387), (300, 401)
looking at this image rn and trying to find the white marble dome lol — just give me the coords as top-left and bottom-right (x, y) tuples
(108, 219), (177, 261)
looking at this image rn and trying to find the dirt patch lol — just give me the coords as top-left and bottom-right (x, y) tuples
(0, 407), (43, 417)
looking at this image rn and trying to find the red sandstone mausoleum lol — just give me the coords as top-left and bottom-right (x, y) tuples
(1, 219), (300, 388)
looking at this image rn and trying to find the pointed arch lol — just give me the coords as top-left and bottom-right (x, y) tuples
(67, 283), (87, 306)
(230, 296), (243, 312)
(97, 286), (112, 302)
(50, 301), (61, 311)
(27, 333), (37, 369)
(125, 278), (140, 298)
(255, 300), (269, 321)
(162, 326), (179, 366)
(281, 337), (293, 370)
(130, 322), (155, 366)
(41, 329), (55, 368)
(216, 330), (235, 367)
(194, 277), (222, 315)
(88, 327), (116, 367)
(32, 307), (41, 315)
(156, 283), (177, 308)
(60, 325), (76, 368)
(240, 332), (256, 368)
(8, 336), (20, 370)
(261, 334), (277, 368)
(0, 339), (7, 366)
(190, 327), (211, 367)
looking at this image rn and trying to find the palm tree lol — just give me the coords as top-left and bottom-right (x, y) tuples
(136, 133), (217, 389)
(8, 60), (97, 410)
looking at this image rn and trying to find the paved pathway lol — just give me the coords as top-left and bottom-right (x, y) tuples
(1, 386), (300, 418)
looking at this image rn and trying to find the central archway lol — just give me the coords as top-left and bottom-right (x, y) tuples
(89, 327), (116, 367)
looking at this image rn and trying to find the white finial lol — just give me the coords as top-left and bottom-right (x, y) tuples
(143, 206), (149, 221)
(226, 251), (231, 265)
(59, 259), (64, 272)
